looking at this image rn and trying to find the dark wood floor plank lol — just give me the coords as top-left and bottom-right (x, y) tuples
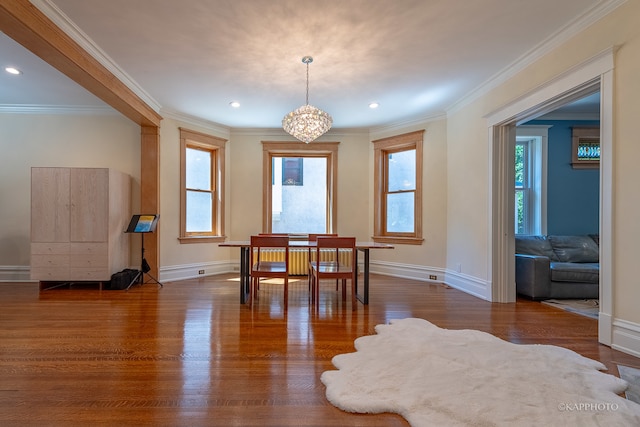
(0, 274), (638, 426)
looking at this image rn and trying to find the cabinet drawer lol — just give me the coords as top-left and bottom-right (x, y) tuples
(69, 255), (108, 268)
(31, 243), (70, 255)
(31, 267), (69, 281)
(69, 243), (108, 255)
(69, 268), (110, 281)
(31, 254), (70, 268)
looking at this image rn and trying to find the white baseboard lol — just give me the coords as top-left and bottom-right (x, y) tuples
(443, 270), (491, 301)
(599, 311), (613, 346)
(158, 260), (230, 282)
(0, 266), (31, 281)
(371, 262), (490, 300)
(611, 318), (640, 358)
(369, 260), (445, 283)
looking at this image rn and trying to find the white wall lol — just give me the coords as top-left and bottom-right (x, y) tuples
(227, 129), (372, 242)
(0, 112), (141, 279)
(444, 1), (640, 352)
(370, 119), (449, 280)
(157, 117), (231, 279)
(155, 118), (449, 283)
(0, 110), (450, 284)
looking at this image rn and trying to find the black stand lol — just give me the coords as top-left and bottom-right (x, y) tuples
(125, 214), (162, 290)
(126, 233), (163, 290)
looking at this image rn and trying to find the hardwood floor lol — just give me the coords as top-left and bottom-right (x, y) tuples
(1, 274), (638, 426)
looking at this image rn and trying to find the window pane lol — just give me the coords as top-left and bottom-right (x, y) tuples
(515, 144), (525, 187)
(186, 190), (212, 232)
(272, 156), (326, 233)
(186, 147), (211, 190)
(282, 158), (303, 186)
(515, 189), (525, 234)
(388, 149), (416, 191)
(577, 139), (600, 161)
(386, 192), (414, 233)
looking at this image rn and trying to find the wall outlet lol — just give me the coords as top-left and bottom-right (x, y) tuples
(429, 275), (437, 280)
(198, 269), (205, 275)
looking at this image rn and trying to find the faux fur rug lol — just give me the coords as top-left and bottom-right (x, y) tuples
(321, 318), (640, 426)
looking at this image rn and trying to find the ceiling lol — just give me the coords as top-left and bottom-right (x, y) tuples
(1, 0), (610, 130)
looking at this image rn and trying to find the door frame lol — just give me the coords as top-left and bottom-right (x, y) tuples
(485, 47), (614, 345)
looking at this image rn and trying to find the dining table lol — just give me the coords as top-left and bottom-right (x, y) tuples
(218, 239), (394, 305)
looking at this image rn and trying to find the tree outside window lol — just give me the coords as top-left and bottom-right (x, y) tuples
(515, 141), (529, 234)
(514, 125), (549, 236)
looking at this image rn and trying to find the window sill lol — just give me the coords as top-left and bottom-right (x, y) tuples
(178, 236), (226, 244)
(372, 236), (424, 245)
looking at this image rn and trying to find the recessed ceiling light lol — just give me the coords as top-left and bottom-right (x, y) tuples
(229, 101), (240, 108)
(369, 102), (379, 109)
(5, 67), (21, 75)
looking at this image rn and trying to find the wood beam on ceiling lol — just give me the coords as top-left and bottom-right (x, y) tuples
(0, 0), (162, 127)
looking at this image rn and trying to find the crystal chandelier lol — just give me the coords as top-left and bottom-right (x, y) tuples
(282, 56), (332, 143)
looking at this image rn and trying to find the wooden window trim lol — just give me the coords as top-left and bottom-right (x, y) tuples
(372, 130), (424, 245)
(261, 141), (339, 234)
(179, 128), (227, 243)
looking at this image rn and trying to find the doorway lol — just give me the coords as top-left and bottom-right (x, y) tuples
(486, 48), (614, 346)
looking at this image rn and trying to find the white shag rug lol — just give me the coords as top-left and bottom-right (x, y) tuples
(321, 318), (640, 427)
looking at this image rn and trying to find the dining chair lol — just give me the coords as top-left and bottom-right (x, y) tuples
(250, 235), (290, 308)
(309, 236), (357, 309)
(307, 233), (338, 293)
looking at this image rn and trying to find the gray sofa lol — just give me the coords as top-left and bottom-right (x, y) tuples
(515, 235), (599, 300)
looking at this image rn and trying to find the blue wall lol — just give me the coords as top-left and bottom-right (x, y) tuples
(527, 120), (600, 235)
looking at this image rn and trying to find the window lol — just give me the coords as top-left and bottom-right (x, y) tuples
(571, 127), (600, 169)
(514, 141), (530, 234)
(372, 130), (423, 244)
(514, 126), (548, 235)
(179, 128), (227, 242)
(262, 141), (338, 234)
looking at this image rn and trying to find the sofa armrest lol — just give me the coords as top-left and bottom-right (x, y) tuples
(515, 254), (551, 300)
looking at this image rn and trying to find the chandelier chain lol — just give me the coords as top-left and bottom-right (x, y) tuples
(306, 61), (309, 105)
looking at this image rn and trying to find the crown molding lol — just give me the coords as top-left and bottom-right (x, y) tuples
(447, 0), (626, 115)
(161, 108), (231, 136)
(369, 112), (446, 136)
(484, 46), (614, 124)
(32, 0), (163, 114)
(0, 104), (118, 115)
(229, 127), (370, 139)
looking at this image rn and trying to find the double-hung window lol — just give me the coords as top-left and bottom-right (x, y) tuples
(514, 126), (548, 235)
(373, 130), (423, 244)
(514, 141), (531, 234)
(179, 128), (227, 242)
(262, 141), (338, 234)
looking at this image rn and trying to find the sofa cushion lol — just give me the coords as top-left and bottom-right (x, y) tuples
(550, 262), (599, 283)
(548, 235), (599, 263)
(515, 235), (558, 260)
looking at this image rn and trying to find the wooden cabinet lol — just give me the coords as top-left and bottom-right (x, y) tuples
(30, 167), (131, 282)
